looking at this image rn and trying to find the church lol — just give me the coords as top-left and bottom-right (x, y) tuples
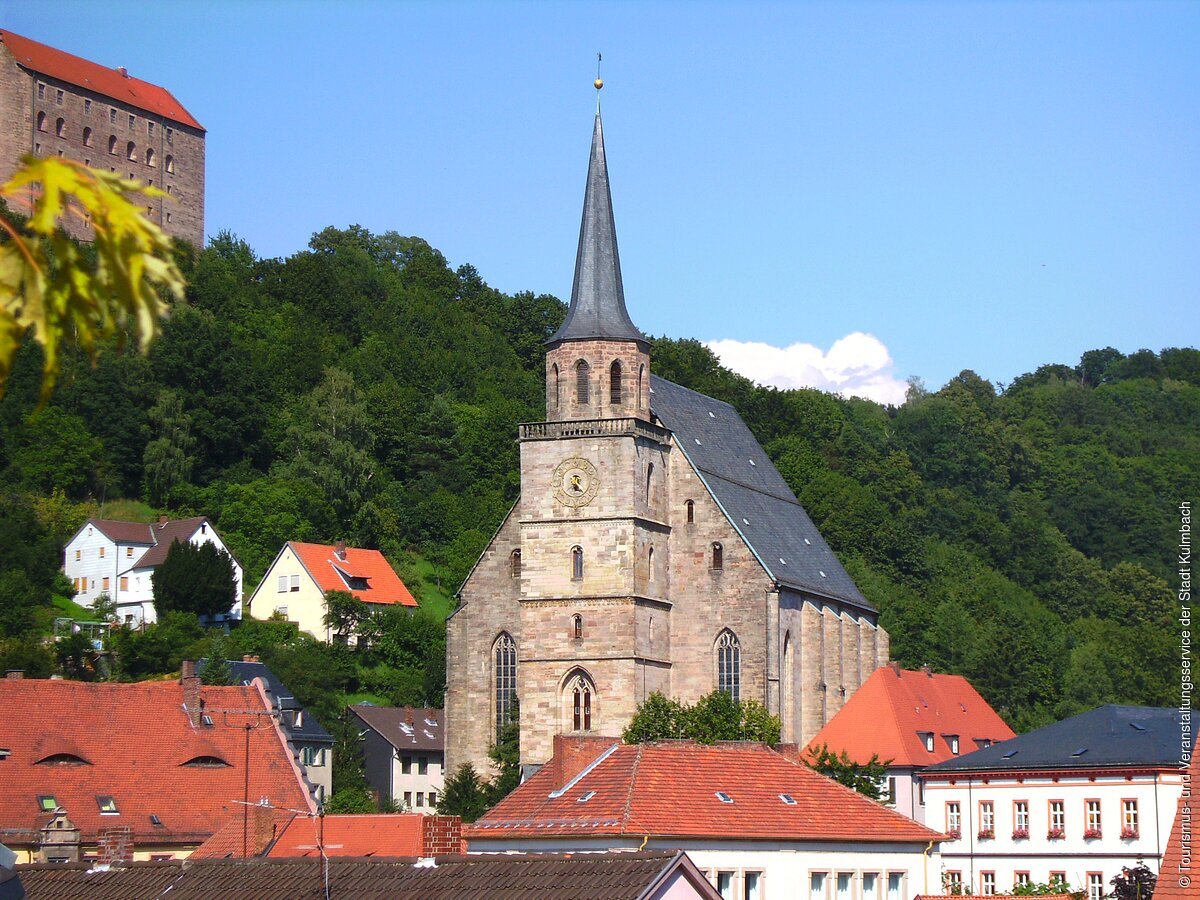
(444, 94), (889, 775)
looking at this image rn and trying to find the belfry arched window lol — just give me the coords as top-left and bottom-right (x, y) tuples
(510, 549), (521, 579)
(610, 360), (622, 405)
(716, 630), (741, 702)
(571, 546), (583, 581)
(566, 670), (595, 731)
(686, 500), (695, 524)
(638, 364), (645, 409)
(551, 363), (560, 414)
(575, 359), (590, 405)
(493, 632), (517, 738)
(711, 542), (723, 571)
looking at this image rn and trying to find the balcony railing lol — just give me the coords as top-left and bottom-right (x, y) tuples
(519, 418), (670, 444)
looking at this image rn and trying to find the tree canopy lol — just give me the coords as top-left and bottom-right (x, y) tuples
(150, 539), (238, 619)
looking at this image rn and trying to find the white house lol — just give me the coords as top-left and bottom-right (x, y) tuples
(921, 705), (1185, 900)
(349, 705), (444, 812)
(465, 736), (945, 900)
(63, 516), (243, 626)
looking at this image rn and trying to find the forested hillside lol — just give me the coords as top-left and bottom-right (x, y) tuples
(0, 225), (1193, 734)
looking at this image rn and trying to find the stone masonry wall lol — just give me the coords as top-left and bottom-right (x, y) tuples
(546, 339), (651, 422)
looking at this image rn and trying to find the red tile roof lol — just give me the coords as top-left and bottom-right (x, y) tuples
(466, 739), (943, 844)
(0, 678), (313, 848)
(289, 542), (417, 608)
(86, 518), (156, 545)
(1153, 756), (1198, 900)
(190, 806), (297, 859)
(270, 814), (427, 858)
(806, 665), (1014, 768)
(0, 30), (203, 130)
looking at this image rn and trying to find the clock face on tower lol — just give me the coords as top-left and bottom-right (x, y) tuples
(553, 456), (600, 508)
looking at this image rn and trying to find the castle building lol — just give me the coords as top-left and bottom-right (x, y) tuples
(444, 100), (889, 774)
(0, 30), (205, 247)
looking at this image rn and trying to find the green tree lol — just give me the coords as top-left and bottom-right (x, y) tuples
(322, 589), (368, 643)
(623, 690), (781, 745)
(324, 788), (376, 814)
(802, 743), (890, 801)
(439, 763), (491, 822)
(151, 539), (238, 619)
(485, 697), (521, 806)
(142, 389), (195, 505)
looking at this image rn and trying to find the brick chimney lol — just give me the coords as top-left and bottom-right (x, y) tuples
(243, 655), (260, 663)
(334, 540), (347, 561)
(550, 734), (618, 788)
(887, 660), (902, 677)
(420, 815), (463, 856)
(5, 670), (23, 680)
(920, 664), (933, 677)
(181, 660), (203, 726)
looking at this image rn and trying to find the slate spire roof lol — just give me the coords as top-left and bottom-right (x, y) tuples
(548, 109), (647, 346)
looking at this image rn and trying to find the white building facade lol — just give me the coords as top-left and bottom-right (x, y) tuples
(921, 705), (1185, 900)
(63, 517), (243, 626)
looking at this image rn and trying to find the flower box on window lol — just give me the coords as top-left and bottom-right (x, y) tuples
(1011, 828), (1030, 840)
(977, 829), (995, 840)
(1047, 828), (1065, 840)
(1083, 828), (1103, 840)
(1120, 827), (1139, 840)
(946, 829), (961, 841)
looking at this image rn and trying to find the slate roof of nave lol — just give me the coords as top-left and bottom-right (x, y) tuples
(649, 374), (873, 612)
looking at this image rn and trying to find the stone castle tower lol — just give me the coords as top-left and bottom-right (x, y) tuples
(444, 102), (889, 774)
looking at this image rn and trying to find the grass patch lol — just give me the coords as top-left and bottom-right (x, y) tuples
(51, 594), (94, 620)
(393, 553), (456, 620)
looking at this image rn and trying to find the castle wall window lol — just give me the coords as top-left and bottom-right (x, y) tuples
(128, 114), (135, 129)
(711, 542), (723, 571)
(575, 359), (589, 404)
(648, 546), (654, 582)
(571, 546), (583, 581)
(126, 141), (137, 161)
(645, 462), (654, 505)
(55, 117), (66, 137)
(572, 614), (583, 640)
(716, 629), (741, 701)
(55, 89), (64, 106)
(510, 549), (521, 578)
(83, 126), (93, 147)
(609, 360), (622, 405)
(37, 82), (45, 100)
(146, 148), (156, 168)
(36, 111), (46, 132)
(567, 671), (594, 731)
(686, 499), (694, 523)
(84, 99), (91, 114)
(493, 632), (517, 738)
(108, 135), (117, 155)
(147, 121), (155, 137)
(109, 107), (117, 124)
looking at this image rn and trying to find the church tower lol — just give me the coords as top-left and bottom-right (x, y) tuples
(445, 89), (890, 778)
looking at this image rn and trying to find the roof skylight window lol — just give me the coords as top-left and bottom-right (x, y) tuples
(97, 796), (119, 815)
(742, 518), (750, 525)
(819, 571), (827, 578)
(1129, 722), (1146, 732)
(779, 794), (796, 805)
(708, 411), (715, 418)
(578, 791), (596, 802)
(694, 438), (702, 446)
(38, 795), (57, 812)
(1002, 749), (1018, 759)
(715, 791), (733, 803)
(803, 538), (811, 545)
(779, 558), (787, 565)
(150, 814), (163, 826)
(1071, 748), (1088, 757)
(425, 718), (438, 727)
(748, 459), (756, 466)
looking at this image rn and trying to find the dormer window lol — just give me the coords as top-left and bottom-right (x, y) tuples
(945, 734), (960, 755)
(181, 755), (231, 768)
(920, 732), (934, 752)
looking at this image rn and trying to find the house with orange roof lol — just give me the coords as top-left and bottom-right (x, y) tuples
(247, 541), (417, 642)
(62, 515), (243, 627)
(0, 664), (314, 864)
(192, 810), (461, 859)
(805, 663), (1014, 823)
(464, 735), (945, 900)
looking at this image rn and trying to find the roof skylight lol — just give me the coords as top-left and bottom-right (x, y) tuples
(1071, 748), (1088, 757)
(779, 794), (796, 805)
(1002, 749), (1018, 759)
(96, 795), (119, 815)
(715, 791), (733, 803)
(38, 795), (57, 812)
(577, 791), (596, 802)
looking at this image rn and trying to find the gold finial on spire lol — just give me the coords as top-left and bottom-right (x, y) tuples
(594, 52), (603, 91)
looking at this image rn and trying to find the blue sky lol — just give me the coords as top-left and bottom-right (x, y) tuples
(4, 0), (1196, 399)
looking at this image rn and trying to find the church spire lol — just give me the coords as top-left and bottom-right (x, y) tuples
(547, 101), (646, 346)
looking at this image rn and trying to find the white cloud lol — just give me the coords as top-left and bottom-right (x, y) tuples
(705, 332), (909, 406)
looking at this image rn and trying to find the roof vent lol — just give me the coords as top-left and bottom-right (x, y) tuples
(1129, 722), (1146, 732)
(779, 794), (796, 805)
(577, 791), (596, 802)
(779, 557), (787, 565)
(803, 538), (811, 545)
(694, 438), (702, 446)
(1002, 749), (1018, 759)
(742, 518), (750, 525)
(117, 66), (129, 77)
(749, 459), (756, 466)
(708, 411), (715, 418)
(1071, 747), (1088, 757)
(818, 570), (827, 578)
(715, 791), (733, 803)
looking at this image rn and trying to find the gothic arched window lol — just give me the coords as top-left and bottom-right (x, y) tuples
(572, 614), (583, 640)
(610, 360), (622, 405)
(551, 363), (560, 414)
(493, 633), (517, 738)
(686, 500), (695, 524)
(566, 670), (594, 731)
(510, 549), (521, 579)
(716, 630), (741, 702)
(638, 364), (645, 409)
(645, 463), (654, 506)
(575, 359), (590, 405)
(711, 542), (723, 571)
(648, 546), (654, 581)
(571, 545), (583, 581)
